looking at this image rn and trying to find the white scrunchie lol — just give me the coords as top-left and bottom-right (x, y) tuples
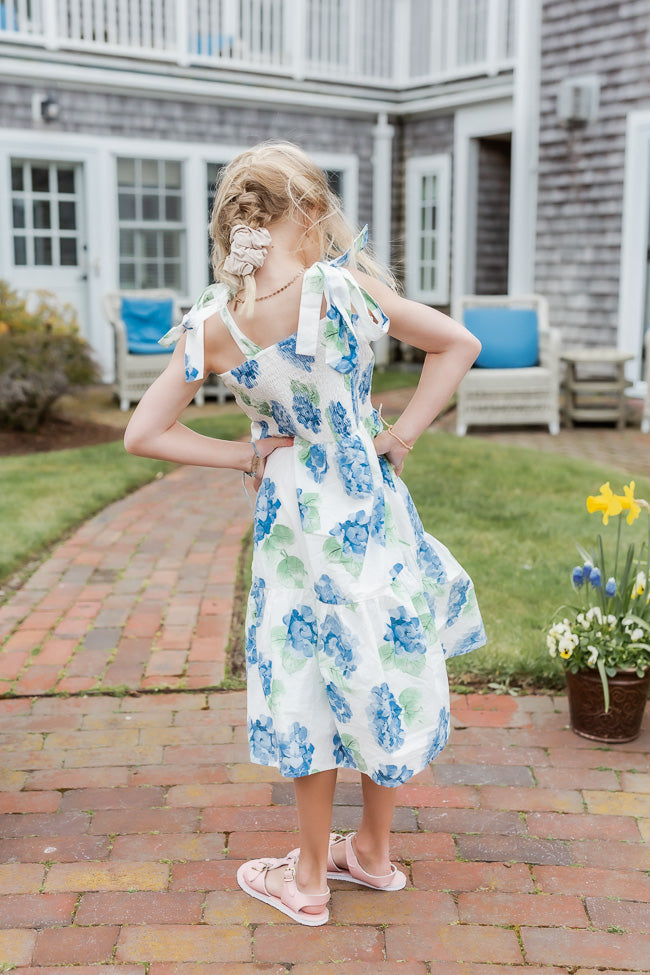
(223, 224), (272, 277)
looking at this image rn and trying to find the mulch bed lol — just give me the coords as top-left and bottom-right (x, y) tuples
(0, 416), (123, 456)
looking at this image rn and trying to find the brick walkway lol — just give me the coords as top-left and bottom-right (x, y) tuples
(1, 405), (650, 970)
(0, 689), (648, 971)
(0, 466), (249, 696)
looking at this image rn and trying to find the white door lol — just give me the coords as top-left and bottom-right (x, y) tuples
(9, 159), (89, 329)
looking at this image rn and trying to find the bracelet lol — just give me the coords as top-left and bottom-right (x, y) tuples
(243, 439), (261, 478)
(377, 403), (414, 452)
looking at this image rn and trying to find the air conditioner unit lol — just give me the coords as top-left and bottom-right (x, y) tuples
(557, 75), (600, 127)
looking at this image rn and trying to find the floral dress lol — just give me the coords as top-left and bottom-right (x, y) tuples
(168, 231), (486, 787)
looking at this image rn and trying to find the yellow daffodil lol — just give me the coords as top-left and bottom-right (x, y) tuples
(617, 481), (641, 526)
(586, 482), (623, 525)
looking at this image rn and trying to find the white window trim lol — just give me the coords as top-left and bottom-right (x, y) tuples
(405, 153), (451, 304)
(619, 109), (650, 388)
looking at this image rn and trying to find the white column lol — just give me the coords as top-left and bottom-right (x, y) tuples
(176, 0), (189, 67)
(42, 0), (59, 50)
(290, 0), (306, 80)
(508, 0), (541, 294)
(393, 0), (411, 85)
(372, 111), (394, 366)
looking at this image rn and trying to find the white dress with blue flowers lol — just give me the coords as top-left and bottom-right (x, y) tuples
(175, 237), (486, 787)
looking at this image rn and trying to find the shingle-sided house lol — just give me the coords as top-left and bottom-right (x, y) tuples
(0, 0), (648, 391)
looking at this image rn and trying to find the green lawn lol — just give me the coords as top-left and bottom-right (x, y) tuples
(2, 407), (646, 690)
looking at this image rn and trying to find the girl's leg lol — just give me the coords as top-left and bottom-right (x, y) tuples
(263, 768), (336, 908)
(331, 773), (398, 875)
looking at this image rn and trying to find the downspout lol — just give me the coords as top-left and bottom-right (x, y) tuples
(372, 110), (394, 366)
(509, 0), (542, 294)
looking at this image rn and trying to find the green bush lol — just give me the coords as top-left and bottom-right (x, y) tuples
(0, 281), (98, 431)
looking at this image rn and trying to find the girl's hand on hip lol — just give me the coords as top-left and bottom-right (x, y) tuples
(373, 430), (409, 477)
(251, 436), (294, 491)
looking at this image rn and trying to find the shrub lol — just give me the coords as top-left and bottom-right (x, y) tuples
(0, 281), (98, 431)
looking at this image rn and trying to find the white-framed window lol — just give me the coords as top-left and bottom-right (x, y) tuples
(405, 154), (451, 304)
(117, 157), (185, 290)
(10, 159), (83, 267)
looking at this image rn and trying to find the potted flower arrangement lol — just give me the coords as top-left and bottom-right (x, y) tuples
(547, 481), (650, 742)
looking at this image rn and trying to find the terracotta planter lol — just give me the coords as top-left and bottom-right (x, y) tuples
(565, 668), (650, 743)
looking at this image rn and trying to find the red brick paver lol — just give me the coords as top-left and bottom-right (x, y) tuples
(0, 466), (248, 696)
(0, 689), (648, 970)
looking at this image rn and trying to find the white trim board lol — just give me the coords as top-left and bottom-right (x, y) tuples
(451, 99), (513, 317)
(619, 110), (650, 385)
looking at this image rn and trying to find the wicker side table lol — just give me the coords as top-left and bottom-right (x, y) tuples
(561, 348), (633, 429)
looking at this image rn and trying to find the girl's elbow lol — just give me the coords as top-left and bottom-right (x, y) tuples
(124, 423), (147, 456)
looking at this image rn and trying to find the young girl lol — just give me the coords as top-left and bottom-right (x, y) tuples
(125, 141), (485, 926)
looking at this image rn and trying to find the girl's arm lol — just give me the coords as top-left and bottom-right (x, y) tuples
(352, 271), (481, 473)
(123, 337), (291, 477)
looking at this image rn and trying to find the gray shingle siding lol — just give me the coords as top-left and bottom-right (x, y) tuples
(0, 82), (376, 227)
(535, 0), (650, 344)
(475, 137), (511, 295)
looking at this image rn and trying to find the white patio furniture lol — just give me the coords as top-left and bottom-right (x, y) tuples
(454, 294), (561, 436)
(642, 330), (650, 434)
(103, 289), (229, 411)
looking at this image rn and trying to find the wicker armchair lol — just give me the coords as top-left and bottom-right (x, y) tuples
(103, 289), (208, 411)
(642, 330), (650, 434)
(454, 294), (561, 436)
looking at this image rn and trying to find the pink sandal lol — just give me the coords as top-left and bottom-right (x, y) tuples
(326, 832), (407, 890)
(236, 855), (330, 926)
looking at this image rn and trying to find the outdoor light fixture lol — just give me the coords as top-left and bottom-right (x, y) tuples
(32, 91), (60, 123)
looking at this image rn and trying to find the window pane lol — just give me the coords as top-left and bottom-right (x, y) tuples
(118, 193), (136, 220)
(12, 200), (25, 229)
(325, 169), (343, 198)
(57, 168), (75, 194)
(60, 238), (78, 266)
(59, 201), (77, 230)
(119, 229), (135, 256)
(34, 236), (53, 265)
(142, 194), (159, 220)
(163, 231), (180, 258)
(164, 263), (181, 289)
(11, 164), (24, 192)
(31, 166), (50, 192)
(142, 230), (159, 258)
(165, 161), (181, 188)
(119, 261), (136, 287)
(142, 159), (159, 188)
(33, 200), (51, 229)
(117, 157), (135, 186)
(142, 263), (160, 288)
(13, 236), (27, 265)
(165, 195), (181, 221)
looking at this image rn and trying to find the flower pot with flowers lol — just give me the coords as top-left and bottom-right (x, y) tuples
(547, 481), (650, 742)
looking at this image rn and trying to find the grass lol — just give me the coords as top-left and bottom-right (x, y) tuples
(406, 431), (650, 687)
(0, 413), (250, 587)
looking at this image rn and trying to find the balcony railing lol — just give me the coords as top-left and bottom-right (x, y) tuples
(0, 0), (515, 87)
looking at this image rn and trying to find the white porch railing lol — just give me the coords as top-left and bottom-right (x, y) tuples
(0, 0), (515, 86)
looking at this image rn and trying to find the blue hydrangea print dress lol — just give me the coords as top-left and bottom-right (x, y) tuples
(171, 231), (486, 787)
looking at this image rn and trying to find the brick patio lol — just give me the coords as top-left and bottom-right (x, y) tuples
(0, 688), (648, 971)
(1, 408), (650, 970)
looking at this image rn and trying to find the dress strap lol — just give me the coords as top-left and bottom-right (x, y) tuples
(219, 304), (263, 358)
(158, 281), (231, 383)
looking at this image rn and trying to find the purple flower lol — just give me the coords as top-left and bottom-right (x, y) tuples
(572, 566), (584, 588)
(583, 561), (593, 581)
(605, 577), (616, 597)
(590, 567), (602, 589)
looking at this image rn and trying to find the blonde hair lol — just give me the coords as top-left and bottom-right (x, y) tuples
(210, 140), (396, 315)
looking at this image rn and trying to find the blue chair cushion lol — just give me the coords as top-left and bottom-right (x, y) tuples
(121, 297), (174, 355)
(463, 307), (539, 369)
